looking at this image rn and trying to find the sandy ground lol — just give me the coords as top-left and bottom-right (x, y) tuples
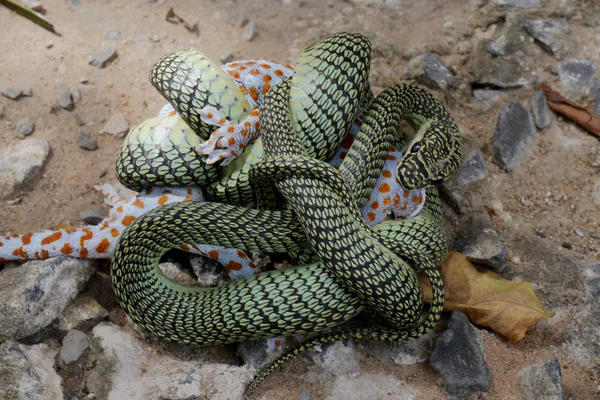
(1, 0), (599, 399)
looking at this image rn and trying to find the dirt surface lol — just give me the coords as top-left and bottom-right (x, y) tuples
(1, 0), (599, 399)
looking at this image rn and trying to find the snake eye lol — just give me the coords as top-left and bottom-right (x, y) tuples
(410, 142), (422, 153)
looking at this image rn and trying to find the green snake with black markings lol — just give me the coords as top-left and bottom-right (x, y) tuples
(111, 33), (461, 396)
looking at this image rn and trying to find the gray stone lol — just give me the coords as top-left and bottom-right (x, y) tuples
(298, 388), (314, 400)
(405, 52), (454, 90)
(520, 358), (564, 400)
(429, 312), (492, 397)
(0, 257), (96, 340)
(583, 262), (600, 298)
(159, 262), (197, 286)
(58, 295), (108, 332)
(77, 132), (97, 151)
(87, 323), (251, 399)
(57, 87), (74, 110)
(71, 89), (82, 102)
(564, 302), (600, 369)
(14, 117), (34, 139)
(23, 0), (45, 12)
(471, 57), (530, 89)
(0, 342), (63, 400)
(78, 76), (89, 84)
(370, 329), (436, 365)
(454, 212), (508, 272)
(473, 89), (503, 102)
(594, 80), (600, 117)
(0, 138), (50, 200)
(219, 51), (234, 64)
(485, 16), (529, 57)
(523, 19), (572, 57)
(243, 21), (257, 41)
(105, 30), (121, 39)
(0, 87), (32, 100)
(99, 113), (128, 137)
(492, 0), (540, 7)
(304, 341), (360, 375)
(531, 91), (552, 129)
(189, 254), (228, 287)
(237, 339), (280, 370)
(60, 329), (90, 365)
(88, 48), (118, 68)
(492, 102), (536, 171)
(558, 59), (598, 98)
(80, 206), (107, 225)
(456, 146), (489, 185)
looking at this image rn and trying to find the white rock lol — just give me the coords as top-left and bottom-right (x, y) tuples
(0, 138), (50, 199)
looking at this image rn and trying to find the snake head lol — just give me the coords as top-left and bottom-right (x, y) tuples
(396, 118), (462, 190)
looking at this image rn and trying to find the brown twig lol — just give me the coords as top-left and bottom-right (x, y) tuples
(540, 84), (600, 137)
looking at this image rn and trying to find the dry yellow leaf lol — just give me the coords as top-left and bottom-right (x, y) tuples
(420, 251), (555, 342)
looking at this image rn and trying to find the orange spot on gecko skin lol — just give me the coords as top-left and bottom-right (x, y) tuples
(187, 188), (192, 195)
(116, 206), (123, 213)
(12, 247), (28, 258)
(240, 86), (249, 96)
(249, 261), (257, 269)
(249, 87), (259, 102)
(245, 61), (256, 66)
(411, 195), (423, 204)
(383, 197), (391, 206)
(379, 183), (391, 193)
(228, 137), (236, 146)
(249, 69), (260, 76)
(158, 196), (169, 206)
(274, 69), (284, 77)
(237, 250), (248, 259)
(241, 129), (248, 137)
(341, 134), (354, 149)
(12, 234), (18, 238)
(227, 126), (235, 133)
(239, 65), (247, 71)
(403, 190), (410, 198)
(22, 232), (33, 245)
(394, 194), (401, 207)
(169, 110), (177, 116)
(218, 118), (226, 125)
(41, 231), (62, 245)
(339, 152), (347, 160)
(180, 244), (190, 251)
(133, 198), (145, 208)
(229, 70), (241, 79)
(121, 215), (136, 226)
(254, 121), (260, 130)
(96, 238), (110, 254)
(183, 196), (193, 203)
(61, 243), (73, 255)
(401, 203), (408, 210)
(371, 201), (379, 210)
(284, 64), (293, 69)
(34, 251), (39, 259)
(260, 63), (272, 69)
(226, 261), (242, 272)
(386, 154), (396, 161)
(111, 228), (120, 237)
(382, 170), (392, 178)
(100, 222), (110, 231)
(263, 74), (272, 82)
(250, 110), (259, 117)
(244, 121), (252, 127)
(208, 250), (219, 260)
(145, 187), (153, 195)
(390, 146), (396, 152)
(80, 247), (88, 258)
(80, 228), (93, 248)
(0, 258), (6, 264)
(228, 62), (240, 68)
(0, 240), (3, 247)
(64, 227), (77, 234)
(274, 339), (282, 348)
(262, 83), (271, 94)
(41, 249), (49, 258)
(206, 112), (214, 119)
(367, 212), (376, 222)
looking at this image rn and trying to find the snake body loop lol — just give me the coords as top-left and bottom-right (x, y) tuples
(111, 32), (461, 395)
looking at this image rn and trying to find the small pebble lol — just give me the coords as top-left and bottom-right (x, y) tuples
(511, 256), (521, 264)
(219, 51), (234, 64)
(88, 48), (118, 68)
(575, 228), (584, 238)
(238, 16), (249, 27)
(79, 77), (89, 84)
(80, 207), (107, 225)
(1, 87), (24, 100)
(105, 30), (121, 40)
(23, 0), (45, 12)
(244, 21), (257, 41)
(71, 89), (82, 103)
(14, 117), (35, 139)
(100, 113), (129, 137)
(56, 87), (74, 110)
(46, 40), (54, 49)
(77, 132), (97, 151)
(21, 87), (32, 97)
(562, 238), (573, 249)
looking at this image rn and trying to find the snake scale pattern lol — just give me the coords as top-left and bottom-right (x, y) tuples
(111, 33), (461, 396)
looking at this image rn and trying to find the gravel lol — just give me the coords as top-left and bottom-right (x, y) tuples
(14, 117), (35, 138)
